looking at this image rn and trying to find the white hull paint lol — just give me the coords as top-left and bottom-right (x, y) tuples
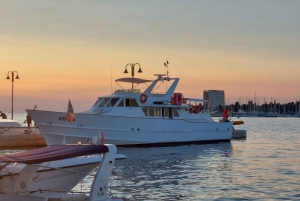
(27, 110), (232, 147)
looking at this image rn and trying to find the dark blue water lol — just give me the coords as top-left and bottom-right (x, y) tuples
(11, 114), (300, 200)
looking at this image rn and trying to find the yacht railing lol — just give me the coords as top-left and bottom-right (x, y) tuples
(114, 89), (141, 93)
(150, 92), (166, 97)
(183, 119), (213, 123)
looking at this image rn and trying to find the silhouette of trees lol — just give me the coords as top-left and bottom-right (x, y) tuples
(218, 100), (300, 115)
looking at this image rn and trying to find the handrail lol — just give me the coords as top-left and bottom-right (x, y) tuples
(183, 119), (214, 123)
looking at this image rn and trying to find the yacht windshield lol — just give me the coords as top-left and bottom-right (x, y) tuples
(93, 99), (102, 107)
(106, 98), (120, 107)
(99, 98), (110, 107)
(118, 99), (124, 107)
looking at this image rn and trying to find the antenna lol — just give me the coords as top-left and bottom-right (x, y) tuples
(110, 62), (113, 94)
(164, 60), (169, 78)
(163, 60), (170, 92)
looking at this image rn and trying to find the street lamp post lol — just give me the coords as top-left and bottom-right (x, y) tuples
(6, 71), (20, 120)
(123, 63), (142, 89)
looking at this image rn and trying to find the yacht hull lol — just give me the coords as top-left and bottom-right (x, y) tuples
(27, 110), (232, 147)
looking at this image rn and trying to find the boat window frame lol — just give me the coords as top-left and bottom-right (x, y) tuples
(125, 98), (139, 107)
(149, 108), (155, 117)
(164, 108), (169, 118)
(142, 108), (148, 116)
(155, 108), (161, 117)
(141, 107), (180, 118)
(106, 98), (120, 107)
(117, 98), (124, 107)
(98, 98), (111, 107)
(93, 98), (103, 107)
(173, 108), (180, 117)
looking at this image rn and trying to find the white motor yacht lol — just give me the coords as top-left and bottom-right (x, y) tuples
(27, 73), (233, 147)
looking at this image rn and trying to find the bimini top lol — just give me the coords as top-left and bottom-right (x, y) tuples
(0, 145), (109, 164)
(115, 77), (153, 84)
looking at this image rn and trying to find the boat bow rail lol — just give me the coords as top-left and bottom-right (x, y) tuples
(184, 119), (214, 123)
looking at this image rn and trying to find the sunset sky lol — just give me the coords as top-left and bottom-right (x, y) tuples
(1, 1), (300, 114)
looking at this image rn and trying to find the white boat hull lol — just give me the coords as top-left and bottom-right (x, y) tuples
(0, 157), (100, 193)
(27, 110), (233, 147)
(0, 144), (120, 201)
(0, 119), (22, 127)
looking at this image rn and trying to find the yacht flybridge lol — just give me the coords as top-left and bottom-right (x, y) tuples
(27, 73), (233, 147)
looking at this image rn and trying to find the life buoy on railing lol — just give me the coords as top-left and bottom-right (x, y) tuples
(193, 105), (200, 114)
(140, 93), (147, 104)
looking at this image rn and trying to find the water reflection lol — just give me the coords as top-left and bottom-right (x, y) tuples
(109, 142), (233, 200)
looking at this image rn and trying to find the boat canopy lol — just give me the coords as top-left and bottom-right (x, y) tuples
(0, 145), (109, 164)
(115, 77), (153, 84)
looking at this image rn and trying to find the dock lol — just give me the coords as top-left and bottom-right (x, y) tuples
(232, 129), (247, 139)
(0, 127), (46, 149)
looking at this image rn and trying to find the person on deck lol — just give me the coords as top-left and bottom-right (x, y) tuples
(24, 115), (32, 132)
(0, 111), (7, 119)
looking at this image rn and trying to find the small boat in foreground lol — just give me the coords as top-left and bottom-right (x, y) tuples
(0, 119), (22, 127)
(0, 144), (124, 201)
(0, 153), (125, 194)
(0, 119), (22, 132)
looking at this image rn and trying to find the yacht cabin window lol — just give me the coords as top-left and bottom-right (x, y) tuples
(173, 108), (179, 117)
(149, 108), (155, 117)
(125, 99), (139, 107)
(99, 98), (110, 107)
(141, 107), (180, 118)
(155, 108), (161, 117)
(142, 108), (148, 116)
(118, 99), (124, 107)
(93, 99), (101, 107)
(164, 108), (169, 117)
(106, 98), (119, 107)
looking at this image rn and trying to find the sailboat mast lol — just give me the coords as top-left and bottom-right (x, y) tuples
(255, 92), (256, 112)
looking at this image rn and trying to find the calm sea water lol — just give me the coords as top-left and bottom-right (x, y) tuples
(7, 114), (300, 200)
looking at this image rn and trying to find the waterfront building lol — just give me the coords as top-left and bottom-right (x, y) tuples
(203, 90), (225, 111)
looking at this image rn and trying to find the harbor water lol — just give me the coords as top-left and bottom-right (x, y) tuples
(4, 114), (300, 200)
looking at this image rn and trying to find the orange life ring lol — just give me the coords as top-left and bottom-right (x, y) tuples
(140, 93), (147, 103)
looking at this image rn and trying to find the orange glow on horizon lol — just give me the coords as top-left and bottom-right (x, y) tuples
(1, 1), (299, 113)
